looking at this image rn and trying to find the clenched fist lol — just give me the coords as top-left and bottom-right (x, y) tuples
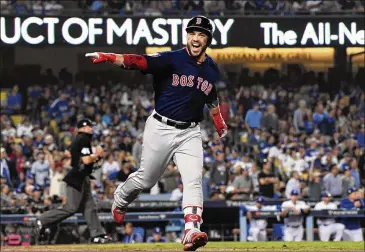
(85, 52), (116, 64)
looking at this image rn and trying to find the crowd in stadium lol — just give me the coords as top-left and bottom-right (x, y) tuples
(1, 0), (364, 15)
(1, 65), (364, 218)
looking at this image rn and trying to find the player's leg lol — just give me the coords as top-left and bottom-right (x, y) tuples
(342, 229), (351, 241)
(39, 185), (82, 226)
(113, 115), (175, 219)
(318, 225), (331, 241)
(283, 227), (294, 241)
(173, 127), (206, 250)
(81, 178), (107, 242)
(259, 230), (267, 241)
(293, 226), (304, 241)
(331, 223), (345, 241)
(249, 227), (260, 241)
(351, 229), (364, 241)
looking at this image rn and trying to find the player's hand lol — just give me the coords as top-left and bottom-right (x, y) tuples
(354, 201), (361, 207)
(213, 113), (228, 138)
(85, 52), (116, 64)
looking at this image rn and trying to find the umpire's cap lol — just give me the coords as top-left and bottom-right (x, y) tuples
(77, 118), (94, 129)
(186, 16), (213, 45)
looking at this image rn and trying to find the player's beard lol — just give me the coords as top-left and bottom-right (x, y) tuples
(187, 42), (207, 59)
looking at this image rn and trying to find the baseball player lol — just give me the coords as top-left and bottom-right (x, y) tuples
(281, 189), (310, 241)
(85, 16), (228, 251)
(340, 187), (364, 241)
(246, 196), (277, 242)
(314, 192), (345, 241)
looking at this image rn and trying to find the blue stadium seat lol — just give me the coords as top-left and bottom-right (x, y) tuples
(271, 224), (284, 241)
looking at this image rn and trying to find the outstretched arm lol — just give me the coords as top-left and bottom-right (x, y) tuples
(85, 52), (147, 71)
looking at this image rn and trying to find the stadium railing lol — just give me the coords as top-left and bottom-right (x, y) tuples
(1, 208), (363, 242)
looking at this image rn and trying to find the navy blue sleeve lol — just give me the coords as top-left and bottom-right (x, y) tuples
(142, 52), (173, 74)
(205, 84), (218, 105)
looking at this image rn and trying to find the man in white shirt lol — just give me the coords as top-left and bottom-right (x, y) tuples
(246, 197), (277, 241)
(285, 171), (301, 199)
(314, 192), (344, 241)
(281, 189), (310, 241)
(102, 154), (120, 180)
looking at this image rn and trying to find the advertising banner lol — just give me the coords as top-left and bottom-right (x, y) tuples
(1, 16), (364, 47)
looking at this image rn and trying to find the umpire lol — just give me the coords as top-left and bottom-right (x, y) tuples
(36, 118), (111, 243)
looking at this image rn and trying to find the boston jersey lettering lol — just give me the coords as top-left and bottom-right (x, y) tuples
(142, 48), (219, 123)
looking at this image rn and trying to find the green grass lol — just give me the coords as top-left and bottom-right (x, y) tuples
(20, 241), (365, 251)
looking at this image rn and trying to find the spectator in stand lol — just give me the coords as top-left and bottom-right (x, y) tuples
(170, 180), (183, 201)
(116, 159), (134, 182)
(323, 164), (343, 198)
(122, 222), (144, 243)
(183, 0), (204, 11)
(132, 133), (143, 168)
(1, 147), (17, 187)
(161, 162), (179, 193)
(285, 171), (301, 199)
(229, 167), (253, 200)
(261, 104), (280, 134)
(16, 118), (33, 138)
(210, 150), (229, 187)
(31, 150), (54, 187)
(245, 103), (262, 130)
(293, 100), (307, 133)
(258, 159), (279, 198)
(342, 165), (355, 197)
(50, 153), (69, 198)
(48, 93), (70, 122)
(10, 145), (26, 183)
(102, 154), (120, 180)
(6, 85), (22, 114)
(349, 158), (361, 188)
(147, 227), (167, 243)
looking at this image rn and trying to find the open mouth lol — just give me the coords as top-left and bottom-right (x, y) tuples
(191, 43), (202, 54)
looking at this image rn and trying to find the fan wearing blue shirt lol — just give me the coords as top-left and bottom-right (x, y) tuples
(147, 227), (167, 243)
(122, 223), (144, 243)
(340, 187), (364, 241)
(245, 103), (262, 130)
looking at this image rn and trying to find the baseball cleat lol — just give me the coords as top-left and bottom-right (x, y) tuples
(111, 202), (126, 224)
(183, 232), (208, 251)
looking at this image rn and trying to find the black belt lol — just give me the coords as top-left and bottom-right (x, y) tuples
(153, 114), (197, 130)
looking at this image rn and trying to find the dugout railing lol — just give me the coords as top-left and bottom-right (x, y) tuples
(1, 209), (364, 243)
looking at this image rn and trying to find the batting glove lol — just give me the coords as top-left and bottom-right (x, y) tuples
(213, 113), (228, 138)
(85, 52), (116, 64)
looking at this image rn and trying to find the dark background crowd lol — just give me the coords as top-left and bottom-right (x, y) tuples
(1, 0), (364, 15)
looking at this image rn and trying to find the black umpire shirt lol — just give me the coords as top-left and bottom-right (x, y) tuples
(63, 132), (95, 191)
